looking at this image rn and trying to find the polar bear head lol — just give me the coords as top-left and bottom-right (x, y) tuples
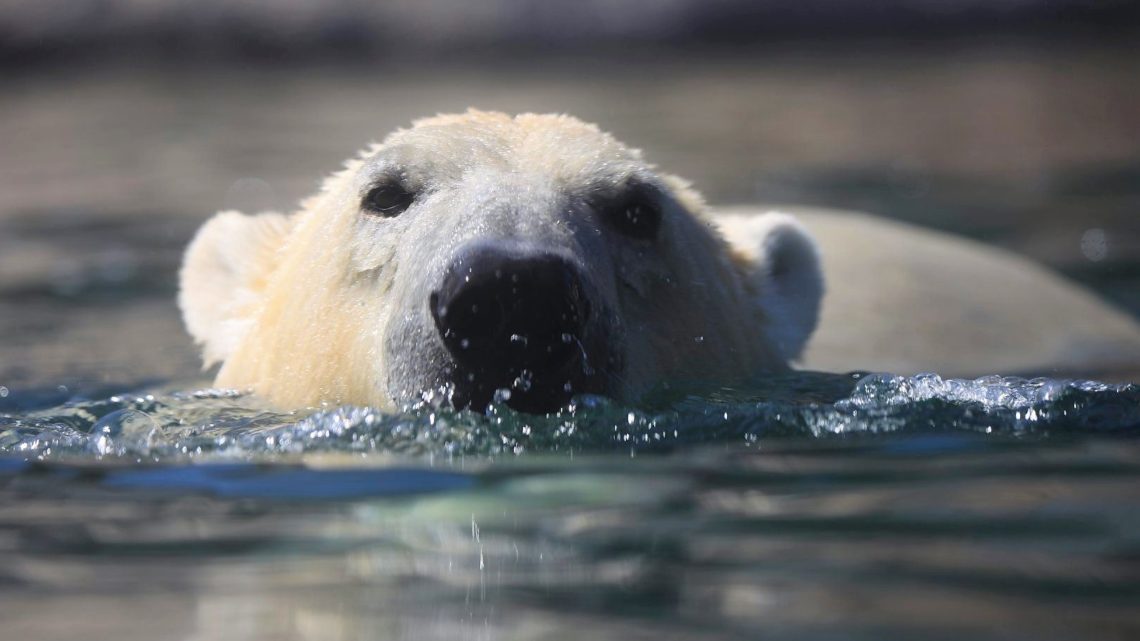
(179, 111), (822, 412)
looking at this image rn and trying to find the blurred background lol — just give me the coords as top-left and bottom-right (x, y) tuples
(1, 0), (1138, 396)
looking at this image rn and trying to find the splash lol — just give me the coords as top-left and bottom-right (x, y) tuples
(0, 372), (1136, 462)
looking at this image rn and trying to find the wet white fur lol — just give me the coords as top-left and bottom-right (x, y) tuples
(715, 212), (824, 361)
(179, 111), (823, 408)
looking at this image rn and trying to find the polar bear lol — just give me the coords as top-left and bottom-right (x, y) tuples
(179, 111), (823, 412)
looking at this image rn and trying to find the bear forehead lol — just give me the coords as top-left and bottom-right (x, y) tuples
(367, 110), (650, 188)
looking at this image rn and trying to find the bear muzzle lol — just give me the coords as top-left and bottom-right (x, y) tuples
(429, 243), (611, 413)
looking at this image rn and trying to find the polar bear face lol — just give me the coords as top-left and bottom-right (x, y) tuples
(180, 111), (822, 412)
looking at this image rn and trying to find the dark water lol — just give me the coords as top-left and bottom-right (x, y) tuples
(2, 373), (1138, 640)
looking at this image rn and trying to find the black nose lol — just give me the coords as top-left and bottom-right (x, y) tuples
(431, 248), (590, 372)
(430, 247), (591, 411)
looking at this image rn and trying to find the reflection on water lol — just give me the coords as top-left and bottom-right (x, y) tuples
(1, 373), (1138, 640)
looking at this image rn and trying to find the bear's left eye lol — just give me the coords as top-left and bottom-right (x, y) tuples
(362, 183), (416, 217)
(604, 188), (662, 240)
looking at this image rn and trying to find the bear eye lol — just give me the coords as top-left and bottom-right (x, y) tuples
(362, 182), (415, 217)
(605, 187), (662, 240)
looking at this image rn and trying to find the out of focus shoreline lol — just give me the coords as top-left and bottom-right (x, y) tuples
(3, 0), (1138, 67)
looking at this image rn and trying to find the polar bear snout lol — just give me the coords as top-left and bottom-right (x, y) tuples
(429, 243), (604, 412)
(430, 248), (590, 364)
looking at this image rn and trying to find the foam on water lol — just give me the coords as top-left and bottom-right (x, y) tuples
(1, 372), (1136, 462)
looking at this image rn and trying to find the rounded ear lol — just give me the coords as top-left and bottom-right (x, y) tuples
(178, 210), (291, 367)
(718, 211), (824, 361)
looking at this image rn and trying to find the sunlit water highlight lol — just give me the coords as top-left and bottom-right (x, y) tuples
(2, 372), (1136, 462)
(1, 371), (1138, 641)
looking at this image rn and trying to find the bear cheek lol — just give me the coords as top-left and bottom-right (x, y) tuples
(348, 223), (400, 275)
(612, 246), (667, 301)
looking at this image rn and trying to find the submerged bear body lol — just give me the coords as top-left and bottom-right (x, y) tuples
(179, 111), (823, 411)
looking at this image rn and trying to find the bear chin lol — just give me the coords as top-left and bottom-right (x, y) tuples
(441, 335), (620, 414)
(445, 364), (604, 414)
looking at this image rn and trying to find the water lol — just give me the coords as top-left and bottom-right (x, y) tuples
(2, 372), (1138, 640)
(2, 38), (1139, 641)
(2, 373), (1138, 461)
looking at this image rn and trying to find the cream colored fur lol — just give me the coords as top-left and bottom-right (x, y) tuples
(179, 111), (823, 409)
(715, 212), (824, 361)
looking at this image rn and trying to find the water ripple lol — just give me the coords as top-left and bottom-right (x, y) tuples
(0, 372), (1136, 462)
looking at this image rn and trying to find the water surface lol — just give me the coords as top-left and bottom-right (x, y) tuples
(2, 372), (1137, 640)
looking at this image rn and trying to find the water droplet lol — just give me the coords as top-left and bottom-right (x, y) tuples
(513, 371), (534, 391)
(1080, 228), (1108, 262)
(88, 409), (158, 456)
(0, 386), (7, 398)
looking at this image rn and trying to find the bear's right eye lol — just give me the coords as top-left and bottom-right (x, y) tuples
(602, 184), (662, 240)
(362, 183), (415, 218)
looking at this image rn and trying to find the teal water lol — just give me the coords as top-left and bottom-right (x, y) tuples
(1, 372), (1139, 640)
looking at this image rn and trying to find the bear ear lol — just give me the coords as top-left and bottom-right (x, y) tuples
(178, 210), (292, 368)
(722, 212), (824, 362)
